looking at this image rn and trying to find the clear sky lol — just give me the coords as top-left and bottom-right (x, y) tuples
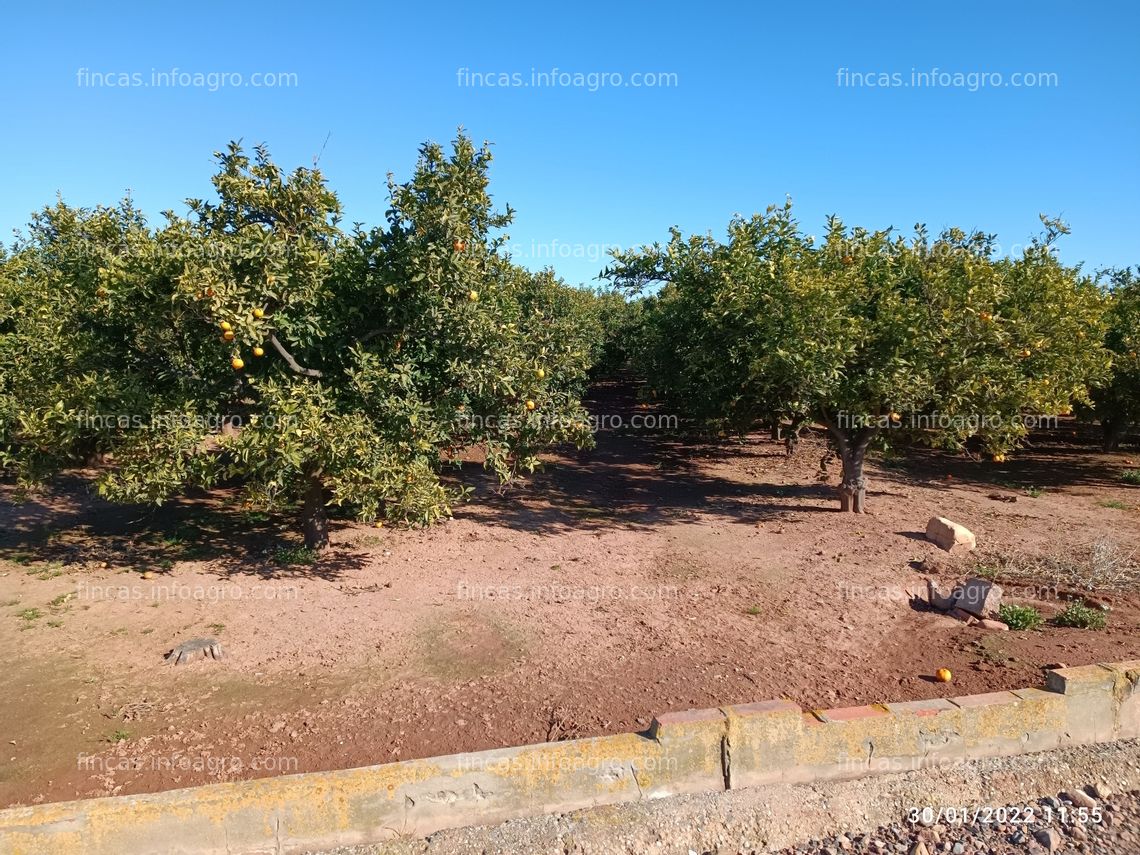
(2, 1), (1137, 286)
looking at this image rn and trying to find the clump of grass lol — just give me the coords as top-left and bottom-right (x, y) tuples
(1099, 499), (1134, 510)
(273, 545), (317, 566)
(107, 730), (131, 743)
(981, 538), (1139, 593)
(25, 561), (65, 581)
(1024, 486), (1045, 499)
(1123, 469), (1140, 486)
(1054, 600), (1107, 630)
(18, 607), (43, 623)
(999, 604), (1043, 631)
(207, 622), (225, 635)
(743, 604), (761, 616)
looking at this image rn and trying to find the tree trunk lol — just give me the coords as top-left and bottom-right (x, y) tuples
(784, 416), (806, 457)
(838, 442), (869, 512)
(301, 469), (329, 550)
(770, 419), (782, 441)
(1102, 418), (1128, 452)
(822, 417), (877, 513)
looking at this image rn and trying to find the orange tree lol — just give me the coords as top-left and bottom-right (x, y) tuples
(0, 134), (595, 548)
(1087, 267), (1140, 449)
(608, 205), (1111, 511)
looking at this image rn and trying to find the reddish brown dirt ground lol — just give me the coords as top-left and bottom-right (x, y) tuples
(1, 380), (1139, 807)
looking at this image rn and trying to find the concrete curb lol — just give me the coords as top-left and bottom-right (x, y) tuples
(3, 660), (1138, 855)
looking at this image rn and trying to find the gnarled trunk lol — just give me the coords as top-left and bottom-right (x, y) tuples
(301, 468), (329, 550)
(823, 417), (878, 513)
(784, 416), (806, 457)
(838, 442), (869, 512)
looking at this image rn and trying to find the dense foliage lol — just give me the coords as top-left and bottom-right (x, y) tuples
(608, 203), (1111, 511)
(1089, 267), (1140, 449)
(0, 135), (602, 547)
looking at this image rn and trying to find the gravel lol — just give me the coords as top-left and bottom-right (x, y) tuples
(772, 788), (1140, 854)
(314, 739), (1140, 855)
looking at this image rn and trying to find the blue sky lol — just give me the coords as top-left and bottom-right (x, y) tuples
(2, 1), (1137, 285)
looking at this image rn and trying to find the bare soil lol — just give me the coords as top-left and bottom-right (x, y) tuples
(2, 380), (1139, 807)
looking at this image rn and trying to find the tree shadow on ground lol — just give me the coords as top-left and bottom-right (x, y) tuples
(448, 379), (904, 534)
(868, 418), (1137, 497)
(0, 475), (369, 580)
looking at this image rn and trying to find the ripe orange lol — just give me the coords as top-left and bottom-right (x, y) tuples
(219, 321), (232, 332)
(1019, 348), (1032, 358)
(889, 411), (901, 422)
(468, 290), (479, 302)
(979, 312), (992, 322)
(222, 330), (235, 342)
(231, 357), (244, 370)
(252, 346), (264, 357)
(453, 239), (467, 252)
(374, 521), (384, 528)
(841, 255), (854, 265)
(525, 400), (536, 411)
(252, 308), (264, 319)
(993, 453), (1006, 463)
(935, 668), (952, 683)
(536, 368), (546, 379)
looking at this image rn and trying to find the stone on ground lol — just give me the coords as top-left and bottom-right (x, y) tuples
(951, 577), (1002, 617)
(924, 517), (976, 553)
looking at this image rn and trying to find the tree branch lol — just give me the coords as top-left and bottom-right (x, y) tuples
(817, 411), (850, 456)
(269, 333), (323, 378)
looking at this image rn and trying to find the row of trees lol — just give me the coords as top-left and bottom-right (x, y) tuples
(0, 135), (619, 548)
(1089, 267), (1140, 450)
(606, 203), (1134, 511)
(2, 138), (1135, 537)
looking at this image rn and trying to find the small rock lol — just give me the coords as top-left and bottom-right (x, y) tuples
(1090, 782), (1112, 798)
(948, 607), (978, 625)
(977, 618), (1010, 631)
(1034, 828), (1062, 852)
(951, 843), (965, 855)
(908, 843), (929, 855)
(164, 637), (224, 665)
(1067, 788), (1096, 809)
(926, 516), (977, 554)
